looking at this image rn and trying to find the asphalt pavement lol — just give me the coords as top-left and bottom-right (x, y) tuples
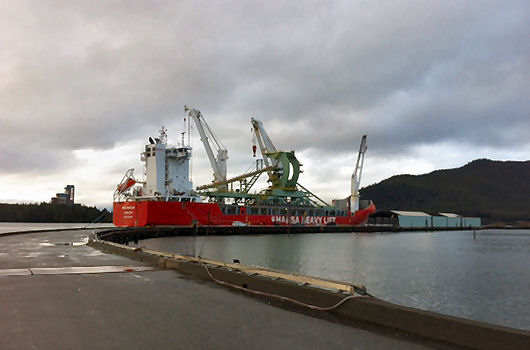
(0, 229), (440, 349)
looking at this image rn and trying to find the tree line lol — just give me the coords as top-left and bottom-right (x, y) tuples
(0, 203), (112, 223)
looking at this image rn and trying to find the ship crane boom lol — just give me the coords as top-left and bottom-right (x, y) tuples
(350, 135), (367, 211)
(250, 117), (278, 168)
(185, 106), (228, 189)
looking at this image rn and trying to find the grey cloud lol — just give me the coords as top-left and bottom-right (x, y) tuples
(0, 146), (73, 175)
(0, 1), (529, 175)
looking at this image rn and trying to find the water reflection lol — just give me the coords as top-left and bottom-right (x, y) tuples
(139, 229), (530, 330)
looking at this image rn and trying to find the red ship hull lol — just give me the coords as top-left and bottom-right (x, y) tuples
(113, 201), (376, 227)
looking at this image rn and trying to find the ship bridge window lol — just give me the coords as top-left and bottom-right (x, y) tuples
(271, 208), (280, 215)
(330, 210), (335, 216)
(308, 209), (314, 216)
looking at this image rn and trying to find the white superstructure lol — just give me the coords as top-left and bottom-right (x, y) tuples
(114, 126), (199, 202)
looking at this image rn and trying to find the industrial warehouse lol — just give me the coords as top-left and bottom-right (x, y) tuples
(369, 210), (481, 229)
(50, 185), (75, 205)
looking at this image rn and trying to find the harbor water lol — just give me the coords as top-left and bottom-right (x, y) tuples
(137, 229), (530, 331)
(1, 223), (527, 330)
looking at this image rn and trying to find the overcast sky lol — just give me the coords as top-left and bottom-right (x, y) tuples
(1, 1), (529, 208)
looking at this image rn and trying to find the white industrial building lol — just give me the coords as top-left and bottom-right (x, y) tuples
(370, 210), (481, 229)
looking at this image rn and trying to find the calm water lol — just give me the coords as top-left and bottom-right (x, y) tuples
(139, 229), (530, 330)
(0, 222), (114, 234)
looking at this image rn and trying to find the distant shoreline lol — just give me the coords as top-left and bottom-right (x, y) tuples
(0, 202), (112, 223)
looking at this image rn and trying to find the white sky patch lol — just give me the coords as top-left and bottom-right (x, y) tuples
(408, 141), (530, 171)
(296, 149), (435, 202)
(70, 141), (143, 207)
(0, 174), (60, 204)
(0, 140), (141, 208)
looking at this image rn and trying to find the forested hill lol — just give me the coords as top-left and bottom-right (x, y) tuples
(359, 159), (530, 223)
(0, 203), (112, 223)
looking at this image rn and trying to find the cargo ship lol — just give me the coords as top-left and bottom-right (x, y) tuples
(113, 106), (375, 227)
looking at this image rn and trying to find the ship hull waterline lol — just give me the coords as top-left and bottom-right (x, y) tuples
(113, 201), (376, 227)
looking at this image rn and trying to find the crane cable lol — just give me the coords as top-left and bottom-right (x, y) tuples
(199, 261), (375, 312)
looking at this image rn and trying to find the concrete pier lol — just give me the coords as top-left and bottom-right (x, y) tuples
(0, 229), (446, 349)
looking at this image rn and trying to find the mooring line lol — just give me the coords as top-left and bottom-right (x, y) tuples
(199, 261), (374, 312)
